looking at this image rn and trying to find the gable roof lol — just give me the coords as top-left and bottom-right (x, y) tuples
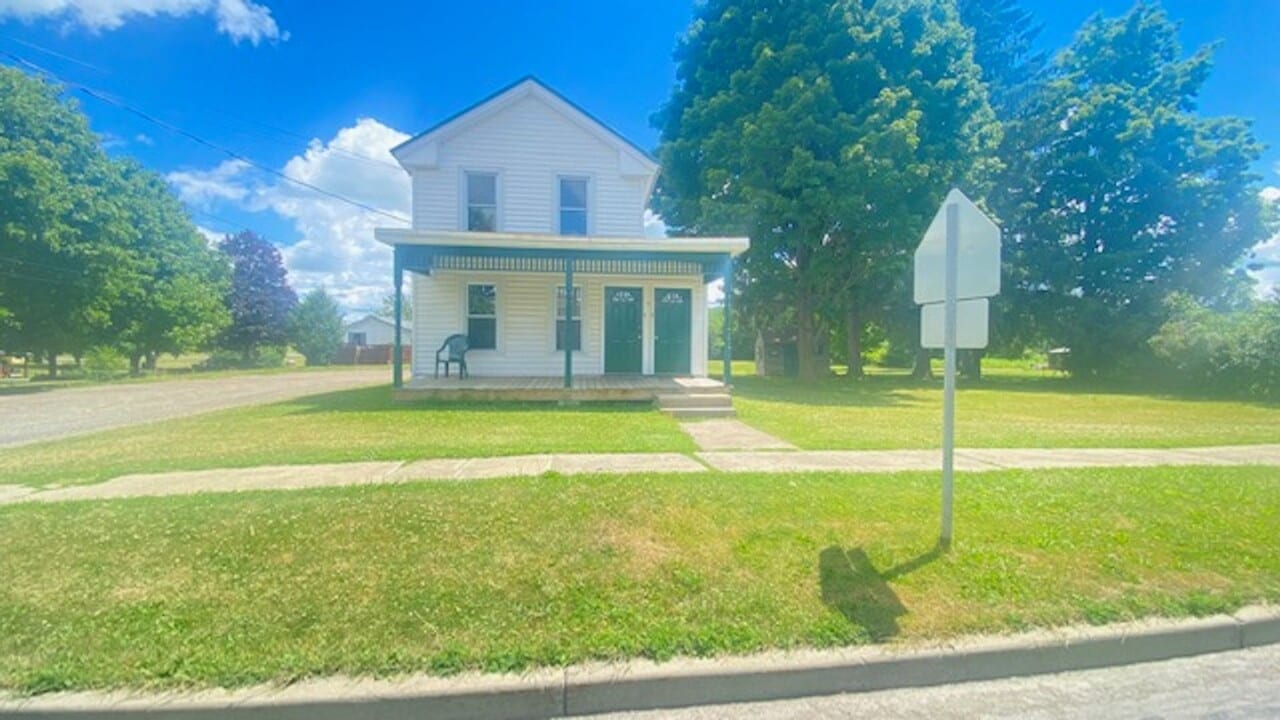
(345, 314), (397, 329)
(391, 76), (658, 171)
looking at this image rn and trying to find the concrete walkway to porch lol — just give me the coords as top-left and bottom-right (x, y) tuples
(3, 444), (1278, 506)
(679, 419), (796, 450)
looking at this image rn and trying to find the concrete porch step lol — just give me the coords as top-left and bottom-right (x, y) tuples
(655, 392), (734, 410)
(661, 406), (737, 419)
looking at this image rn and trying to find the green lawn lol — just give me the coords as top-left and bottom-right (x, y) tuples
(5, 361), (1279, 488)
(0, 386), (695, 488)
(1, 466), (1276, 693)
(724, 363), (1280, 450)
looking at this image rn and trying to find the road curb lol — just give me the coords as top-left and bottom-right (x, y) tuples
(2, 606), (1277, 718)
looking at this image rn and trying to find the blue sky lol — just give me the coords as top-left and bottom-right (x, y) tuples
(1, 0), (1277, 310)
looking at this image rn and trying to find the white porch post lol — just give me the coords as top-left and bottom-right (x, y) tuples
(393, 249), (404, 389)
(563, 256), (574, 389)
(722, 257), (733, 386)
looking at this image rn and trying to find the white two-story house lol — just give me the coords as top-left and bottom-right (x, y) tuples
(376, 77), (748, 395)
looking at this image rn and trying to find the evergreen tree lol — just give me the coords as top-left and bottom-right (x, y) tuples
(290, 288), (343, 367)
(1010, 3), (1270, 375)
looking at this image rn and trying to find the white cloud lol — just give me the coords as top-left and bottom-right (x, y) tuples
(173, 118), (411, 312)
(166, 159), (251, 206)
(264, 118), (410, 311)
(0, 0), (286, 44)
(195, 225), (223, 246)
(643, 208), (668, 238)
(134, 133), (154, 146)
(1250, 187), (1280, 298)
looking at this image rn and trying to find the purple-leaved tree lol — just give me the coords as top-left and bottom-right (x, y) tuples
(217, 230), (297, 364)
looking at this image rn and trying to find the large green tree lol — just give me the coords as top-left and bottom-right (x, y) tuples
(0, 67), (135, 375)
(957, 0), (1046, 377)
(111, 160), (230, 373)
(1008, 3), (1270, 375)
(957, 0), (1045, 121)
(655, 0), (998, 379)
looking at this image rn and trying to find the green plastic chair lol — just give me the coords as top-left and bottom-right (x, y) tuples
(434, 334), (470, 378)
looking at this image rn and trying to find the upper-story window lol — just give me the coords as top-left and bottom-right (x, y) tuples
(558, 177), (588, 236)
(466, 172), (498, 232)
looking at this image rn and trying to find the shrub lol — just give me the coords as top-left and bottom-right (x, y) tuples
(201, 347), (287, 370)
(1149, 294), (1280, 398)
(82, 346), (128, 380)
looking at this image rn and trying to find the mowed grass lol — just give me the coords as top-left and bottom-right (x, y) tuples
(0, 466), (1276, 693)
(5, 360), (1279, 488)
(727, 363), (1280, 450)
(0, 385), (695, 488)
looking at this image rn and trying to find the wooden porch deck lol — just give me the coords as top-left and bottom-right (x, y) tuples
(394, 374), (727, 403)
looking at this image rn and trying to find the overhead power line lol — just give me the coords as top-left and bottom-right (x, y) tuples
(2, 35), (108, 74)
(1, 52), (411, 226)
(4, 36), (405, 172)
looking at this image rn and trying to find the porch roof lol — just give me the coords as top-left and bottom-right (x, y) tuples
(375, 228), (747, 256)
(377, 229), (748, 280)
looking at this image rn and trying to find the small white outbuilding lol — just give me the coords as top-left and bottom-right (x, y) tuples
(343, 315), (411, 347)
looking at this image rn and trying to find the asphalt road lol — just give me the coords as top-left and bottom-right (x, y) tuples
(595, 645), (1280, 720)
(0, 368), (387, 448)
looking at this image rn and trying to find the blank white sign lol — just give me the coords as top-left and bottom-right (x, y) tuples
(921, 299), (989, 349)
(913, 189), (1002, 305)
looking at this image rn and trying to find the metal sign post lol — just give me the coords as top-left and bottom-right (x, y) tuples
(913, 188), (1001, 549)
(940, 202), (959, 547)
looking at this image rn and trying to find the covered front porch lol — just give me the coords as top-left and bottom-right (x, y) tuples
(393, 374), (728, 403)
(377, 229), (748, 400)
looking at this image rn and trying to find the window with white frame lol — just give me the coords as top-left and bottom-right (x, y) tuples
(466, 172), (498, 232)
(555, 285), (582, 351)
(467, 284), (497, 349)
(558, 177), (588, 236)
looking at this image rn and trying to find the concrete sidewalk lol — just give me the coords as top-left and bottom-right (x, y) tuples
(2, 444), (1278, 505)
(696, 444), (1280, 473)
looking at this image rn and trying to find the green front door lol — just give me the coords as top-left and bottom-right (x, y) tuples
(654, 288), (692, 375)
(604, 286), (643, 373)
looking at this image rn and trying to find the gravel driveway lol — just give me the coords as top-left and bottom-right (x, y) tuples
(0, 368), (387, 449)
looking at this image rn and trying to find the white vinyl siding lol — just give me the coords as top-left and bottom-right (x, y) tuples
(410, 270), (706, 378)
(410, 94), (648, 236)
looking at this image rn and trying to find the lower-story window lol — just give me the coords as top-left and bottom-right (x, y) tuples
(467, 283), (497, 349)
(556, 285), (581, 351)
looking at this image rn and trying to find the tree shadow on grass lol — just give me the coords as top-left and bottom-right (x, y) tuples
(736, 371), (1280, 410)
(818, 544), (945, 640)
(730, 376), (915, 409)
